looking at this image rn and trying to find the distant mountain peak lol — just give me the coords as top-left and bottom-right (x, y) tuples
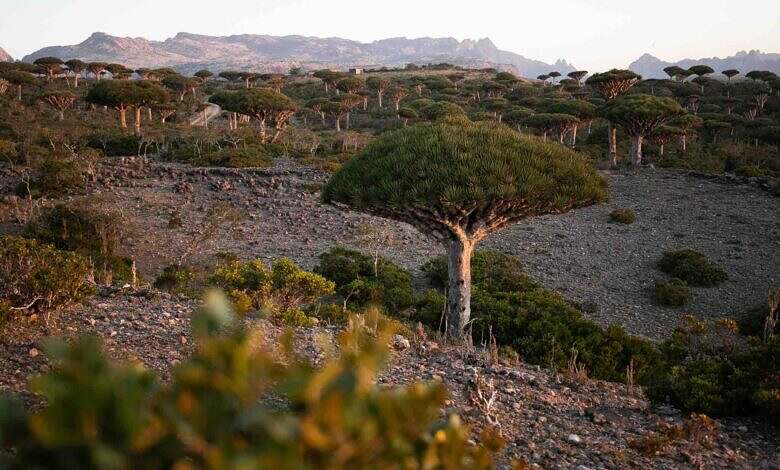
(629, 50), (780, 78)
(0, 46), (12, 62)
(22, 32), (574, 78)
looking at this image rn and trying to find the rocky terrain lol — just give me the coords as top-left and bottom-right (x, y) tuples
(21, 32), (575, 78)
(1, 287), (778, 469)
(628, 50), (780, 79)
(24, 157), (774, 341)
(0, 46), (12, 62)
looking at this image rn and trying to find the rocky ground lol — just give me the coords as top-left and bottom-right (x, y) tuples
(1, 288), (778, 469)
(26, 156), (775, 340)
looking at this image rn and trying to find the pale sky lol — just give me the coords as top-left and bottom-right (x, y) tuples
(1, 0), (779, 71)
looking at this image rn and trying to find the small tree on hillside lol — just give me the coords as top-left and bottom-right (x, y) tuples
(86, 62), (108, 81)
(86, 80), (135, 127)
(64, 59), (86, 87)
(336, 93), (363, 129)
(650, 125), (682, 156)
(602, 94), (685, 165)
(218, 71), (243, 85)
(688, 65), (714, 93)
(722, 69), (739, 83)
(503, 106), (534, 133)
(668, 114), (704, 151)
(33, 57), (63, 81)
(313, 70), (345, 94)
(567, 70), (588, 86)
(397, 107), (417, 126)
(321, 101), (350, 132)
(547, 100), (597, 146)
(210, 88), (298, 143)
(586, 69), (641, 165)
(663, 66), (686, 81)
(366, 76), (391, 108)
(389, 87), (409, 111)
(548, 71), (561, 84)
(306, 97), (328, 125)
(194, 69), (213, 81)
(323, 121), (607, 338)
(336, 76), (364, 95)
(523, 113), (579, 143)
(106, 63), (133, 80)
(1, 70), (36, 100)
(131, 81), (168, 133)
(40, 90), (76, 120)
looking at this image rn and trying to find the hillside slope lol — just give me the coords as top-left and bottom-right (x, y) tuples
(22, 32), (575, 78)
(0, 46), (12, 62)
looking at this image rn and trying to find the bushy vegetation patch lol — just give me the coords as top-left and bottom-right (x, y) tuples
(153, 264), (198, 294)
(654, 278), (691, 306)
(609, 208), (636, 224)
(25, 203), (136, 284)
(315, 247), (416, 313)
(657, 249), (727, 287)
(86, 129), (140, 156)
(208, 257), (334, 325)
(647, 315), (780, 419)
(420, 250), (663, 383)
(0, 292), (504, 468)
(0, 236), (94, 320)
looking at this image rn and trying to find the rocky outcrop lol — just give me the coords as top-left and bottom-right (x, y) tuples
(0, 46), (13, 62)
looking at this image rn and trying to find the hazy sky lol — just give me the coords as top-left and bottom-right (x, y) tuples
(1, 0), (779, 70)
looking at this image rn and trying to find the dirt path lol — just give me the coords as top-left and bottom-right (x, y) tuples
(189, 103), (221, 127)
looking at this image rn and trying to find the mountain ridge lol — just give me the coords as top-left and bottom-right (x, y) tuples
(629, 50), (780, 78)
(0, 46), (12, 62)
(22, 32), (575, 78)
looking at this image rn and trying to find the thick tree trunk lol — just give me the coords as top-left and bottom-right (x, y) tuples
(58, 110), (64, 121)
(570, 124), (578, 147)
(16, 84), (22, 101)
(660, 144), (665, 156)
(346, 112), (351, 130)
(334, 116), (340, 132)
(446, 237), (473, 338)
(148, 107), (153, 120)
(378, 91), (383, 108)
(134, 106), (142, 134)
(74, 73), (79, 88)
(681, 134), (687, 152)
(119, 107), (127, 128)
(542, 131), (547, 142)
(630, 135), (643, 165)
(609, 125), (618, 166)
(259, 118), (267, 143)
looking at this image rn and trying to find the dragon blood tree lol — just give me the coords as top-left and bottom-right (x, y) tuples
(602, 94), (685, 165)
(585, 69), (641, 165)
(323, 120), (607, 339)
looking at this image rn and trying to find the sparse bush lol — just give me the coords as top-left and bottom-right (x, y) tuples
(315, 247), (415, 313)
(609, 208), (636, 224)
(209, 257), (334, 324)
(0, 236), (94, 319)
(655, 278), (690, 306)
(16, 157), (83, 198)
(153, 264), (197, 293)
(645, 315), (780, 419)
(657, 249), (727, 287)
(0, 292), (505, 468)
(86, 129), (140, 156)
(25, 203), (135, 284)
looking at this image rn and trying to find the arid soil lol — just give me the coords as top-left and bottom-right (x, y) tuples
(57, 157), (780, 340)
(1, 157), (778, 468)
(1, 289), (778, 469)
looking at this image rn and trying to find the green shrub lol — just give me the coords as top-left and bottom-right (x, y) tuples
(16, 158), (84, 198)
(153, 264), (197, 293)
(657, 249), (727, 287)
(737, 303), (776, 338)
(646, 316), (780, 420)
(86, 129), (140, 156)
(0, 236), (94, 318)
(209, 258), (334, 324)
(25, 203), (135, 284)
(0, 292), (505, 468)
(315, 247), (415, 312)
(420, 250), (663, 383)
(655, 278), (690, 306)
(609, 208), (636, 224)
